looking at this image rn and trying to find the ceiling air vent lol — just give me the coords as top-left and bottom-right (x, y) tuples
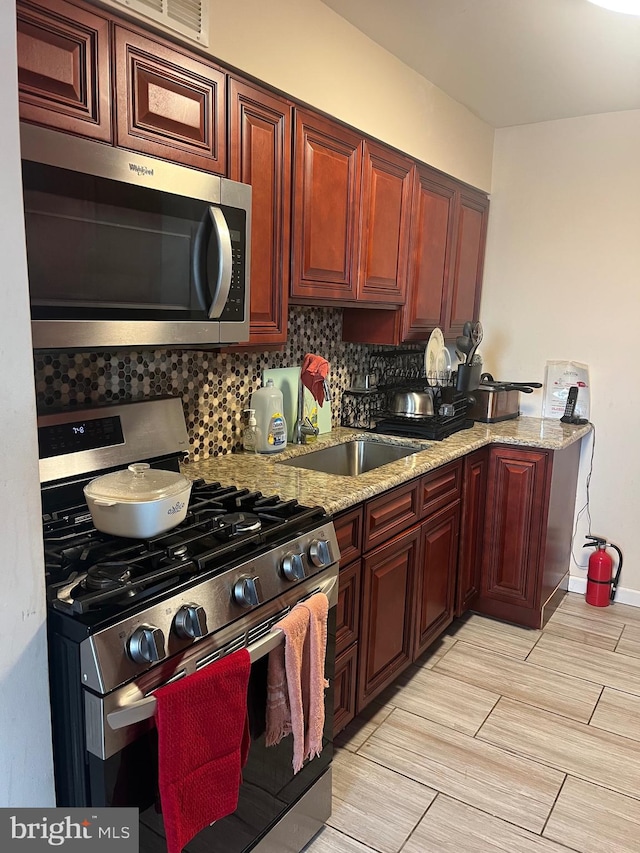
(109, 0), (209, 47)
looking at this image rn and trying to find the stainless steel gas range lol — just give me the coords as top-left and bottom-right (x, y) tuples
(38, 396), (339, 853)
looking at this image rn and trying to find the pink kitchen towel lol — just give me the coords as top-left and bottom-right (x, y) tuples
(265, 592), (329, 773)
(298, 592), (329, 763)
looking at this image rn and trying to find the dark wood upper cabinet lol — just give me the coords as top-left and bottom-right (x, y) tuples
(444, 187), (489, 337)
(113, 26), (226, 173)
(342, 169), (488, 345)
(291, 109), (362, 303)
(229, 78), (291, 347)
(357, 141), (413, 305)
(403, 169), (456, 341)
(291, 115), (414, 307)
(17, 0), (111, 141)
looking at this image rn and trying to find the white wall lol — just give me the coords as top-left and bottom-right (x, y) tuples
(99, 0), (494, 191)
(0, 1), (55, 806)
(481, 110), (640, 600)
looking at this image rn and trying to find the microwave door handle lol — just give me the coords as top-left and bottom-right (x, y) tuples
(207, 206), (233, 319)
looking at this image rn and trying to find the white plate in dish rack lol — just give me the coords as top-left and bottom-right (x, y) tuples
(425, 327), (445, 386)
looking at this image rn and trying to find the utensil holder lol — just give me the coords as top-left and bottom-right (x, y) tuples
(455, 361), (482, 393)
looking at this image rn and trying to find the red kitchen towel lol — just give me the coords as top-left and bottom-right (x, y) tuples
(301, 353), (330, 406)
(154, 648), (251, 853)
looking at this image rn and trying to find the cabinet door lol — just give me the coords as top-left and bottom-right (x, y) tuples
(456, 448), (488, 616)
(229, 79), (291, 346)
(114, 26), (226, 173)
(414, 502), (459, 658)
(334, 644), (358, 736)
(444, 188), (489, 337)
(480, 447), (550, 614)
(357, 141), (413, 305)
(358, 526), (420, 710)
(17, 0), (111, 141)
(403, 167), (457, 341)
(291, 109), (362, 302)
(336, 559), (361, 655)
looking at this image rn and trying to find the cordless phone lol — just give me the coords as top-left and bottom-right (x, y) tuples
(560, 386), (588, 424)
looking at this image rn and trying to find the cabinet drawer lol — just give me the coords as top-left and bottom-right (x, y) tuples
(336, 559), (361, 655)
(333, 643), (358, 736)
(333, 506), (363, 564)
(420, 460), (462, 518)
(364, 480), (420, 551)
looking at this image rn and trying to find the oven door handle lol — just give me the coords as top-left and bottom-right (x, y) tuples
(106, 630), (283, 730)
(106, 575), (337, 732)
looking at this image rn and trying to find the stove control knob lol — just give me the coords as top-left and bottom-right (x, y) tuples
(127, 625), (166, 664)
(281, 552), (305, 582)
(233, 576), (262, 608)
(174, 604), (208, 640)
(308, 538), (332, 568)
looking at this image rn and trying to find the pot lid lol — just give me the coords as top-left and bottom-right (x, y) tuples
(84, 463), (190, 503)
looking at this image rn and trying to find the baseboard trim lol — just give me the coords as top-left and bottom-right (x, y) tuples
(568, 575), (640, 608)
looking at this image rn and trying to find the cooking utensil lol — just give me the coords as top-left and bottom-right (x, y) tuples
(463, 321), (473, 338)
(465, 321), (483, 363)
(390, 390), (435, 418)
(84, 463), (192, 538)
(456, 335), (471, 354)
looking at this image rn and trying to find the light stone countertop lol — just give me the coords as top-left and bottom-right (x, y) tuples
(182, 417), (592, 516)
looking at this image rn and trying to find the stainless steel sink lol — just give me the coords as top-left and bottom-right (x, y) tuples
(277, 439), (420, 477)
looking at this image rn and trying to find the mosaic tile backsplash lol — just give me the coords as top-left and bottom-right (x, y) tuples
(33, 306), (377, 460)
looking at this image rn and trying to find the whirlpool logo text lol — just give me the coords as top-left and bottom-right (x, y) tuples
(1, 809), (138, 851)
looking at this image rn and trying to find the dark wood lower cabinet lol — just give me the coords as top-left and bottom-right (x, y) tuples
(414, 502), (459, 657)
(333, 644), (358, 735)
(456, 448), (488, 616)
(357, 526), (420, 711)
(474, 442), (581, 628)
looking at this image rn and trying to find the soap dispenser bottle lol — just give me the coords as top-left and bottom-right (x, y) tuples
(250, 379), (287, 453)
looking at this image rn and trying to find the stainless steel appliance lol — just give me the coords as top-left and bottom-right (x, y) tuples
(39, 397), (338, 853)
(21, 124), (251, 350)
(467, 375), (543, 423)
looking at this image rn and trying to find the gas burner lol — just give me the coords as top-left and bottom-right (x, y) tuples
(224, 512), (262, 534)
(84, 561), (132, 591)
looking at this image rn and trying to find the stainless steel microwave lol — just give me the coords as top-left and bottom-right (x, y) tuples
(20, 124), (251, 350)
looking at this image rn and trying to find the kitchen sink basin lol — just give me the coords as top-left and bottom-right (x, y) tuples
(277, 439), (420, 477)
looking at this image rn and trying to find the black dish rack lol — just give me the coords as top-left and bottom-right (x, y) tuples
(341, 349), (475, 441)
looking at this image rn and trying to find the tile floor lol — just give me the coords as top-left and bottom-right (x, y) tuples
(304, 592), (640, 853)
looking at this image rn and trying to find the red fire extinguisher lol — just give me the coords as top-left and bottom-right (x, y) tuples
(584, 536), (623, 606)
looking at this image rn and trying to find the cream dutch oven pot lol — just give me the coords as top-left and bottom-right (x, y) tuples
(84, 463), (192, 538)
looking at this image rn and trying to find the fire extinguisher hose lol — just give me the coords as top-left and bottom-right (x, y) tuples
(610, 544), (623, 601)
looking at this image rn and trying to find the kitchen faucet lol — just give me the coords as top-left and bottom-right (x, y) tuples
(293, 377), (331, 444)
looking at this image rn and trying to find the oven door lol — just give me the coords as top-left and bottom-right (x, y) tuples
(82, 603), (336, 853)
